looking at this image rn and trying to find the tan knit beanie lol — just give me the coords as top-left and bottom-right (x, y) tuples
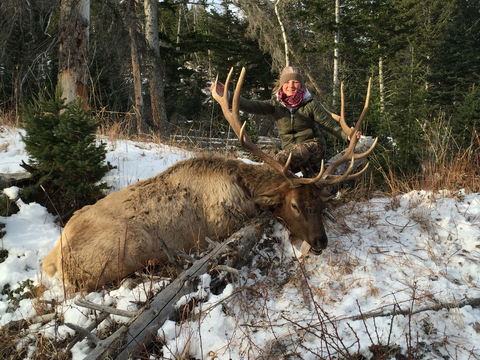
(279, 66), (304, 86)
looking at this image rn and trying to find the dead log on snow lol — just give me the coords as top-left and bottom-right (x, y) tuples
(81, 212), (276, 360)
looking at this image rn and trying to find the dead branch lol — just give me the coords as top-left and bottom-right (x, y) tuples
(0, 312), (56, 333)
(66, 312), (109, 351)
(174, 249), (197, 263)
(83, 325), (128, 360)
(0, 172), (31, 182)
(157, 236), (178, 265)
(65, 323), (102, 345)
(345, 297), (480, 322)
(74, 299), (137, 318)
(214, 264), (240, 275)
(134, 272), (171, 282)
(19, 160), (36, 173)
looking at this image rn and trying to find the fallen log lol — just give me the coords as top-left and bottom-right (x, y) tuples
(0, 172), (31, 181)
(0, 312), (56, 333)
(81, 212), (276, 360)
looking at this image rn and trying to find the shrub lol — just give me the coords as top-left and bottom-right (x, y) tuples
(21, 86), (111, 219)
(0, 193), (19, 216)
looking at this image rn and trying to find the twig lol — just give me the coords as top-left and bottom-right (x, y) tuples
(213, 264), (240, 275)
(65, 323), (102, 345)
(221, 201), (245, 226)
(344, 297), (480, 321)
(66, 312), (109, 351)
(204, 236), (216, 246)
(74, 299), (137, 318)
(30, 313), (56, 324)
(157, 236), (178, 264)
(83, 325), (128, 360)
(134, 272), (172, 282)
(175, 249), (197, 263)
(19, 160), (37, 173)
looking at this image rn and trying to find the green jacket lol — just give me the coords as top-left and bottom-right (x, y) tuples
(238, 94), (348, 150)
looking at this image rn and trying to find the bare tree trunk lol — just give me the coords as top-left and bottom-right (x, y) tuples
(176, 3), (183, 50)
(379, 46), (385, 113)
(333, 0), (340, 104)
(128, 0), (145, 135)
(274, 0), (289, 67)
(144, 0), (168, 136)
(58, 0), (90, 107)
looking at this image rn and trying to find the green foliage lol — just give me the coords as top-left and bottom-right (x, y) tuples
(0, 1), (59, 109)
(427, 0), (480, 111)
(0, 194), (19, 217)
(1, 279), (38, 313)
(0, 247), (7, 264)
(21, 86), (111, 217)
(161, 2), (275, 137)
(452, 85), (480, 148)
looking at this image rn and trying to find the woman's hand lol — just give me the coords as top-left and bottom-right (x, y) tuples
(348, 126), (361, 141)
(211, 81), (225, 96)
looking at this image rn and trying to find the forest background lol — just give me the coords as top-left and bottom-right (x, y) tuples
(1, 0), (480, 192)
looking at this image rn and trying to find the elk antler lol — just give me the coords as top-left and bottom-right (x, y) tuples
(212, 67), (301, 181)
(313, 78), (378, 188)
(212, 68), (376, 188)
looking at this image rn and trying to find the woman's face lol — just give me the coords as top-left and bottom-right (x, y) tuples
(282, 80), (303, 96)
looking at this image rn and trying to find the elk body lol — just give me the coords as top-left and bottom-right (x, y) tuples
(42, 68), (376, 291)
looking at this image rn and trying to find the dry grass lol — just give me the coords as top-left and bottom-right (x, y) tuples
(0, 109), (22, 128)
(373, 120), (480, 196)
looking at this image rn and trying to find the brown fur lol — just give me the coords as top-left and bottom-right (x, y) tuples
(42, 155), (328, 291)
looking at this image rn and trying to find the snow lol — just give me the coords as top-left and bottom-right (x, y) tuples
(0, 125), (479, 359)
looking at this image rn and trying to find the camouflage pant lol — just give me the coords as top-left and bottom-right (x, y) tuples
(274, 142), (325, 176)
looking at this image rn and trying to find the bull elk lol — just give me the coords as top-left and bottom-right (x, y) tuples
(42, 68), (376, 291)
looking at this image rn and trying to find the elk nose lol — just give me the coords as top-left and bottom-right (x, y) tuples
(311, 236), (328, 254)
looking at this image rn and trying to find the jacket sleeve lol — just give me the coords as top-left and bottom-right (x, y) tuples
(236, 97), (277, 115)
(311, 99), (349, 142)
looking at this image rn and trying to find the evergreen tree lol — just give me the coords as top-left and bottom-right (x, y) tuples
(453, 84), (480, 148)
(428, 0), (480, 122)
(21, 86), (111, 219)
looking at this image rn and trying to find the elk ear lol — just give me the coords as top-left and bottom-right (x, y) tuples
(251, 188), (283, 210)
(252, 194), (282, 210)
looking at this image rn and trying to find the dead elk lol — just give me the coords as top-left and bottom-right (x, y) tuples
(41, 68), (376, 291)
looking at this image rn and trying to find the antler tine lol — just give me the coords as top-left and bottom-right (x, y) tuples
(213, 67), (294, 178)
(316, 78), (376, 186)
(339, 82), (353, 136)
(295, 159), (325, 185)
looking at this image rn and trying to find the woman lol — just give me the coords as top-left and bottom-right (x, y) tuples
(212, 66), (352, 177)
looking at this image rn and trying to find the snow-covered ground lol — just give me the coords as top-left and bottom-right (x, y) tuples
(0, 125), (479, 359)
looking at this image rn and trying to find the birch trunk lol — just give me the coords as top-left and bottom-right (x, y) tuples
(58, 0), (90, 107)
(274, 0), (289, 67)
(333, 0), (340, 103)
(379, 46), (385, 113)
(176, 3), (183, 51)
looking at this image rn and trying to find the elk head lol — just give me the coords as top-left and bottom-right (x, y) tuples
(212, 68), (376, 253)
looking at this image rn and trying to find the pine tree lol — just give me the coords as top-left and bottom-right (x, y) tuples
(453, 84), (480, 148)
(21, 86), (111, 219)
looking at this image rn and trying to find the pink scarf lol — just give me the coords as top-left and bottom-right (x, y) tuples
(277, 87), (306, 108)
